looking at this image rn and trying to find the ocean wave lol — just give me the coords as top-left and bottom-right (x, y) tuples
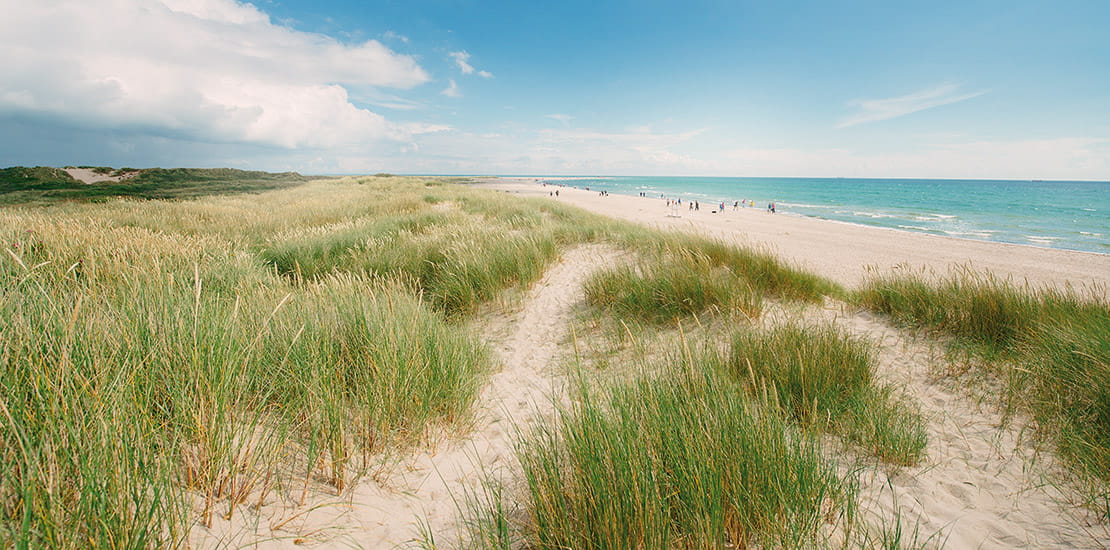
(542, 176), (613, 181)
(943, 230), (997, 238)
(775, 202), (836, 209)
(1079, 231), (1103, 237)
(1024, 235), (1061, 243)
(854, 211), (897, 219)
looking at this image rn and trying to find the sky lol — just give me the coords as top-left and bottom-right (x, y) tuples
(2, 0), (1109, 179)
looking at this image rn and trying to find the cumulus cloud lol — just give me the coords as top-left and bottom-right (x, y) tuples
(449, 50), (493, 78)
(837, 83), (986, 128)
(0, 0), (431, 148)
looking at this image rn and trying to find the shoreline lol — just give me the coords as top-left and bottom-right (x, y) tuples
(470, 177), (1110, 295)
(775, 210), (1110, 258)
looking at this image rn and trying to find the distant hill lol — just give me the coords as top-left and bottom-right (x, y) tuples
(0, 166), (82, 189)
(0, 166), (312, 205)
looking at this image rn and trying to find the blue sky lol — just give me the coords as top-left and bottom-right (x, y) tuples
(2, 0), (1108, 179)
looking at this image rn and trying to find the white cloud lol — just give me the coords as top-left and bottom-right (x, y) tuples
(544, 114), (573, 125)
(837, 83), (986, 128)
(449, 51), (476, 74)
(722, 137), (1110, 179)
(401, 122), (454, 135)
(449, 50), (494, 78)
(442, 80), (462, 98)
(0, 0), (431, 148)
(382, 30), (409, 43)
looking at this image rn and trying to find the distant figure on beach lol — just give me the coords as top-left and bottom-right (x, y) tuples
(733, 200), (739, 210)
(555, 190), (559, 197)
(695, 201), (700, 211)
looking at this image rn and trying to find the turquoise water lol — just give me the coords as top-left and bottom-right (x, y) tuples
(534, 176), (1110, 255)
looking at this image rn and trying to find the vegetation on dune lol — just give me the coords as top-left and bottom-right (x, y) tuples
(585, 248), (764, 322)
(0, 166), (311, 205)
(451, 324), (926, 549)
(0, 165), (81, 190)
(632, 233), (842, 302)
(583, 233), (842, 324)
(510, 352), (853, 549)
(8, 170), (1095, 546)
(0, 176), (558, 545)
(857, 271), (1110, 510)
(729, 323), (928, 466)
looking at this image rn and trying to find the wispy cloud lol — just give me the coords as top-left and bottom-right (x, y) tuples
(837, 83), (986, 128)
(449, 50), (494, 78)
(401, 122), (452, 135)
(441, 79), (461, 98)
(382, 30), (408, 43)
(449, 51), (475, 74)
(545, 113), (573, 125)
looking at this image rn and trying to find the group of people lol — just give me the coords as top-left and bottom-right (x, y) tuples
(658, 196), (775, 214)
(541, 182), (779, 214)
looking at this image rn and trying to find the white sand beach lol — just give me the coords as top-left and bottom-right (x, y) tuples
(475, 178), (1110, 295)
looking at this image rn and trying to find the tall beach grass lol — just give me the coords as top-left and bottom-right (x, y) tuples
(728, 323), (927, 466)
(513, 349), (853, 549)
(857, 270), (1109, 509)
(0, 177), (559, 545)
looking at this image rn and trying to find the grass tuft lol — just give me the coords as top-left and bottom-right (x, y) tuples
(514, 349), (853, 549)
(858, 270), (1110, 506)
(728, 323), (928, 466)
(584, 248), (762, 322)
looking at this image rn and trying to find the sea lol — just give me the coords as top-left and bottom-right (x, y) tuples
(528, 176), (1110, 255)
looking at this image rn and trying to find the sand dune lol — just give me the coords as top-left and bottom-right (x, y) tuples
(190, 178), (1108, 548)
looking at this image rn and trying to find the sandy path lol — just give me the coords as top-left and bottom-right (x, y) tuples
(824, 306), (1110, 549)
(190, 244), (617, 548)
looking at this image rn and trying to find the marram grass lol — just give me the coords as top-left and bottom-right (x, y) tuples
(858, 270), (1110, 509)
(0, 176), (562, 546)
(584, 247), (763, 323)
(514, 351), (853, 549)
(729, 322), (928, 466)
(0, 173), (924, 546)
(627, 232), (842, 302)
